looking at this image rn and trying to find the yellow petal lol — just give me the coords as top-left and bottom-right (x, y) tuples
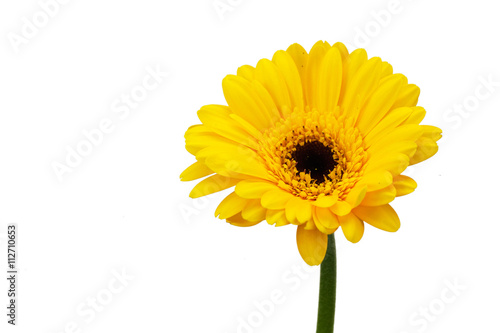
(329, 200), (352, 216)
(380, 61), (393, 78)
(409, 126), (441, 165)
(345, 184), (367, 208)
(365, 153), (410, 176)
(353, 204), (400, 232)
(312, 192), (339, 207)
(356, 74), (405, 134)
(228, 113), (263, 139)
(200, 145), (272, 180)
(251, 79), (282, 123)
(272, 50), (304, 110)
(296, 199), (313, 224)
(359, 170), (393, 191)
(236, 65), (255, 80)
(285, 197), (303, 224)
(313, 213), (338, 235)
(197, 105), (258, 149)
(364, 107), (413, 145)
(235, 179), (277, 199)
(361, 185), (396, 206)
(420, 125), (443, 142)
(284, 196), (313, 224)
(215, 192), (248, 219)
(338, 48), (367, 107)
(317, 46), (343, 113)
(180, 161), (213, 181)
(314, 206), (340, 229)
(409, 137), (439, 165)
(184, 125), (209, 155)
(303, 219), (316, 230)
(314, 221), (338, 234)
(393, 175), (417, 197)
(339, 213), (364, 243)
(184, 124), (206, 138)
(369, 141), (418, 159)
(343, 57), (383, 121)
(332, 42), (349, 61)
(313, 207), (339, 235)
(286, 43), (308, 92)
(261, 189), (294, 210)
(401, 106), (426, 125)
(255, 58), (292, 111)
(304, 41), (329, 109)
(296, 224), (328, 266)
(241, 199), (267, 222)
(392, 84), (420, 109)
(186, 130), (237, 156)
(222, 75), (274, 130)
(368, 124), (424, 152)
(266, 209), (289, 226)
(189, 175), (239, 198)
(227, 213), (262, 227)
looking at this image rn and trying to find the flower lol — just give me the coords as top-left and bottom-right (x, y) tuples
(181, 41), (441, 265)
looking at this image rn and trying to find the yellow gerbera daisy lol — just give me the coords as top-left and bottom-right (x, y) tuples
(181, 41), (441, 266)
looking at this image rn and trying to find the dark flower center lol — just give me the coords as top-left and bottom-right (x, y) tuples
(292, 141), (337, 182)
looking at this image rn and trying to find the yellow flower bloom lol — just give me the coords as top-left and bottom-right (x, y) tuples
(181, 41), (441, 266)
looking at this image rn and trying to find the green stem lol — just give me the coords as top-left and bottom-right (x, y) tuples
(316, 233), (337, 333)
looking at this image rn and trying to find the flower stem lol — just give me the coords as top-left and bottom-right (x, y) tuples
(316, 233), (337, 333)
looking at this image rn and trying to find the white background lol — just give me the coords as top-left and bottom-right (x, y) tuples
(1, 0), (499, 332)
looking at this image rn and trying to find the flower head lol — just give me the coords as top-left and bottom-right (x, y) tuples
(181, 41), (441, 265)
